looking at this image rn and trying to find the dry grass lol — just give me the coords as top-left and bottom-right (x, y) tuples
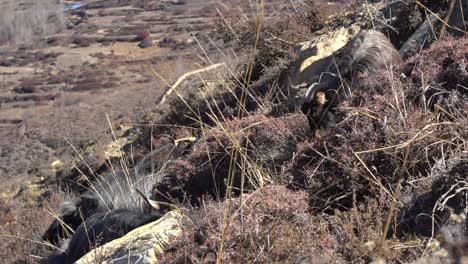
(10, 1), (465, 263)
(0, 189), (63, 263)
(155, 6), (467, 264)
(0, 0), (65, 46)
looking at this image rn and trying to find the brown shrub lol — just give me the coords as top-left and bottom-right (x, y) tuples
(283, 36), (467, 214)
(160, 185), (423, 263)
(402, 36), (468, 114)
(394, 152), (468, 238)
(151, 114), (309, 208)
(213, 1), (325, 86)
(160, 185), (311, 263)
(0, 189), (64, 263)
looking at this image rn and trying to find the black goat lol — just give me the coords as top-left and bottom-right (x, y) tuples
(301, 30), (402, 136)
(43, 169), (160, 247)
(44, 143), (183, 263)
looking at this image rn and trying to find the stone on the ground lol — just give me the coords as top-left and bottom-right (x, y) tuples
(76, 210), (187, 264)
(138, 38), (153, 49)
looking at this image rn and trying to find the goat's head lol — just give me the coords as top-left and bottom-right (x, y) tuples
(301, 82), (340, 138)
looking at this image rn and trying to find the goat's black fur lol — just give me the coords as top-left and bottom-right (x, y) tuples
(43, 170), (159, 246)
(44, 144), (185, 263)
(48, 209), (160, 264)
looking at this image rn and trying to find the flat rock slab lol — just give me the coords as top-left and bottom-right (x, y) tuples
(76, 210), (187, 264)
(291, 25), (361, 86)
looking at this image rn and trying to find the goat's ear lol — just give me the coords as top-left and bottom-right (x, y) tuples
(301, 100), (312, 115)
(135, 188), (160, 210)
(302, 83), (322, 115)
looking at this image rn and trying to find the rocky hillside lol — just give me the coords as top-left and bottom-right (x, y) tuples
(0, 0), (467, 263)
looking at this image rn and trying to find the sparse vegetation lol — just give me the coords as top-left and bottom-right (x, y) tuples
(154, 32), (467, 262)
(0, 0), (467, 263)
(0, 0), (65, 46)
(0, 189), (63, 263)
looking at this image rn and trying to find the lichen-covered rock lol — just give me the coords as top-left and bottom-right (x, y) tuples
(289, 25), (361, 87)
(76, 210), (187, 264)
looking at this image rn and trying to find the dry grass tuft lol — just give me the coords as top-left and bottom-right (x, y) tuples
(0, 0), (65, 46)
(0, 188), (64, 263)
(151, 114), (309, 208)
(160, 185), (313, 263)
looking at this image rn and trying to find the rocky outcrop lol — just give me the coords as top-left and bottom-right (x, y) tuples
(286, 25), (361, 108)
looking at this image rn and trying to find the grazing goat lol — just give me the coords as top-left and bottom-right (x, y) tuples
(43, 169), (160, 245)
(301, 30), (402, 136)
(44, 143), (182, 263)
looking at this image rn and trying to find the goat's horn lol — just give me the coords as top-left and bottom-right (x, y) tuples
(304, 82), (320, 102)
(135, 188), (160, 210)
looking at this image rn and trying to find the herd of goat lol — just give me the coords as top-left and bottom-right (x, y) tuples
(43, 30), (403, 263)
